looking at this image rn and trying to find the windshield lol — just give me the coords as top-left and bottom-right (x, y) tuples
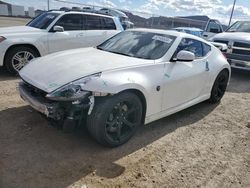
(27, 12), (59, 29)
(227, 21), (250, 32)
(97, 31), (176, 60)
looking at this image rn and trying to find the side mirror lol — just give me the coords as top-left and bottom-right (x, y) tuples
(53, 25), (64, 32)
(176, 50), (195, 62)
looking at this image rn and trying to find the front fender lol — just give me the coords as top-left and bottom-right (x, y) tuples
(5, 35), (48, 56)
(82, 70), (149, 97)
(81, 64), (165, 117)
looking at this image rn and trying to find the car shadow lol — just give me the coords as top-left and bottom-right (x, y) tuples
(0, 67), (18, 81)
(0, 101), (218, 188)
(227, 69), (250, 93)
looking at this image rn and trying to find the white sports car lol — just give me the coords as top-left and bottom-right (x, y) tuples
(19, 29), (231, 147)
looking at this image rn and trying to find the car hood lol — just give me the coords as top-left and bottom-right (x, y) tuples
(213, 32), (250, 42)
(0, 26), (42, 35)
(20, 47), (151, 93)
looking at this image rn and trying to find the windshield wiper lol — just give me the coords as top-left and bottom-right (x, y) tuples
(106, 50), (135, 58)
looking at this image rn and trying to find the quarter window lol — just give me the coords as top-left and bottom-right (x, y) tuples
(203, 43), (211, 56)
(102, 17), (116, 30)
(56, 14), (82, 31)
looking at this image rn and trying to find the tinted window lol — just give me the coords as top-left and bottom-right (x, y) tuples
(207, 20), (222, 33)
(102, 17), (116, 30)
(203, 43), (211, 56)
(175, 38), (203, 58)
(97, 31), (176, 60)
(27, 12), (59, 29)
(85, 15), (102, 30)
(56, 14), (82, 31)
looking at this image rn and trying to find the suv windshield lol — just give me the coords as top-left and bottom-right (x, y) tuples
(27, 12), (59, 29)
(97, 31), (176, 60)
(227, 21), (250, 32)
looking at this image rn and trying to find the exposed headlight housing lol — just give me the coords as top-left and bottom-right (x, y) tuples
(0, 36), (6, 43)
(46, 73), (101, 101)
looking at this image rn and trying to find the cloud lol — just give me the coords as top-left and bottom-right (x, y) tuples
(85, 0), (117, 8)
(140, 2), (159, 14)
(99, 0), (117, 7)
(143, 0), (250, 24)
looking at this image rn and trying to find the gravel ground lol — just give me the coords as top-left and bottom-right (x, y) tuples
(0, 17), (249, 188)
(0, 68), (249, 188)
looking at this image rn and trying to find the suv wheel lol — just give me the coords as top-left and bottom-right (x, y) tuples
(5, 46), (39, 74)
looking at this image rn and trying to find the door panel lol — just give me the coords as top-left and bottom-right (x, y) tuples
(162, 60), (208, 110)
(48, 31), (85, 53)
(162, 38), (211, 111)
(48, 14), (85, 53)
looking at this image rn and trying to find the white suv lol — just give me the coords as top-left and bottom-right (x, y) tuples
(0, 10), (123, 73)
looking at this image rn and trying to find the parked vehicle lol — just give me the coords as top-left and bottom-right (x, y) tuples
(211, 21), (250, 71)
(202, 19), (224, 40)
(19, 29), (230, 147)
(173, 27), (204, 37)
(0, 10), (123, 73)
(98, 8), (134, 29)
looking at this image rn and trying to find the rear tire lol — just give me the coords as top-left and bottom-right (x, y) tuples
(209, 70), (229, 104)
(4, 46), (39, 74)
(87, 92), (143, 147)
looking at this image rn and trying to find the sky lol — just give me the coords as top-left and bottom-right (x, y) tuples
(3, 0), (250, 24)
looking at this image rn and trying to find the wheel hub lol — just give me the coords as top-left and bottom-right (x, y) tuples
(11, 51), (35, 71)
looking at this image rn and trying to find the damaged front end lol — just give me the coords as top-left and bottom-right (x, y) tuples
(18, 73), (109, 129)
(19, 81), (93, 123)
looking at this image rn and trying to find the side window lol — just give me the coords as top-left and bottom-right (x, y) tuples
(175, 38), (203, 58)
(56, 14), (82, 31)
(85, 15), (102, 30)
(207, 21), (221, 33)
(203, 43), (211, 56)
(102, 17), (116, 30)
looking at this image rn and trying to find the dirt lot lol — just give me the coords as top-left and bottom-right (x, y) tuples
(0, 68), (249, 188)
(0, 17), (250, 188)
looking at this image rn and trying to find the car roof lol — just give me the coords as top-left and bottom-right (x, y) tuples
(99, 8), (128, 18)
(128, 28), (211, 45)
(50, 10), (115, 19)
(174, 27), (204, 31)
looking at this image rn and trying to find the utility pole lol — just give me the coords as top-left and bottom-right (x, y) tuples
(47, 0), (50, 11)
(228, 0), (236, 26)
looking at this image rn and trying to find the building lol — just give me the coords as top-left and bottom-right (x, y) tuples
(28, 7), (35, 17)
(11, 4), (25, 16)
(0, 4), (8, 16)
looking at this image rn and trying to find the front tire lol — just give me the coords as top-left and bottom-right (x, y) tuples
(209, 70), (229, 104)
(4, 46), (39, 74)
(87, 92), (143, 147)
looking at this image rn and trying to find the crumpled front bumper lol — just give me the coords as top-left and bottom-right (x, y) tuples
(19, 82), (59, 118)
(19, 82), (91, 121)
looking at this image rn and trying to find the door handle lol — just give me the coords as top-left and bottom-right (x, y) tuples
(206, 61), (210, 71)
(203, 34), (208, 37)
